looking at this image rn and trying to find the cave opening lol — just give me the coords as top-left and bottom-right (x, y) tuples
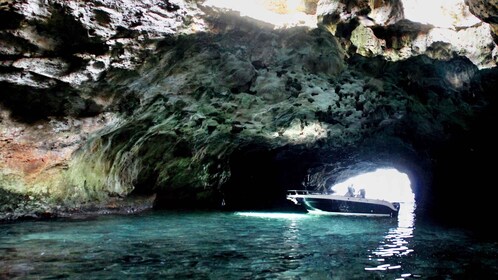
(220, 140), (424, 215)
(329, 168), (417, 223)
(329, 168), (415, 204)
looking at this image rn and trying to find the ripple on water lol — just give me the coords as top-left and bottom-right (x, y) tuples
(0, 209), (497, 279)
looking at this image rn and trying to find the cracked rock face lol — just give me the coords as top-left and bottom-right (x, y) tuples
(465, 0), (498, 24)
(318, 0), (497, 68)
(0, 0), (206, 218)
(0, 0), (497, 223)
(0, 0), (205, 86)
(465, 0), (498, 41)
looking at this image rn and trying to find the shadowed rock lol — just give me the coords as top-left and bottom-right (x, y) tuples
(0, 0), (497, 231)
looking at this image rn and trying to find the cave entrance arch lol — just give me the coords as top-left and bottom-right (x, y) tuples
(329, 168), (415, 204)
(328, 167), (417, 226)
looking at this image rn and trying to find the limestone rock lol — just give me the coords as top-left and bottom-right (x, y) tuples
(350, 24), (385, 56)
(317, 0), (497, 68)
(0, 0), (497, 219)
(465, 0), (498, 41)
(465, 0), (498, 24)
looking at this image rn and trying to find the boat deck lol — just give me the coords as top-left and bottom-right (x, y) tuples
(286, 190), (400, 215)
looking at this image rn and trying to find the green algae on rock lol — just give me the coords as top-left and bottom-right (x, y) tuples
(0, 0), (497, 221)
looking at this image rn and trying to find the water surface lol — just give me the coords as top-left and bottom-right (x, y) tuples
(1, 204), (497, 279)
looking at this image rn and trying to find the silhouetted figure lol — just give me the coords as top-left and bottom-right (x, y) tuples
(345, 186), (355, 197)
(358, 188), (366, 198)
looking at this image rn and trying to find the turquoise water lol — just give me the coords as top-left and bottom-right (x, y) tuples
(1, 204), (496, 279)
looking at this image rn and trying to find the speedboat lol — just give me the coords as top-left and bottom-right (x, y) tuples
(286, 190), (400, 217)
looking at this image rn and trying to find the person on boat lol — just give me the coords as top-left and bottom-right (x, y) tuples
(357, 188), (366, 198)
(345, 186), (355, 197)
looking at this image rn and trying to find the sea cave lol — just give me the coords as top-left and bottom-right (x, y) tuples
(1, 0), (497, 278)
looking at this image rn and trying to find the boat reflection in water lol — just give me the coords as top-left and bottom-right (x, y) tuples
(364, 202), (416, 275)
(286, 187), (416, 276)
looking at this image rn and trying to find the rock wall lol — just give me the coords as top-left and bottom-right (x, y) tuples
(0, 0), (497, 222)
(465, 0), (498, 37)
(317, 0), (497, 68)
(0, 0), (206, 218)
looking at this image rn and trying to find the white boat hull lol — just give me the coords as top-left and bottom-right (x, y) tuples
(287, 191), (400, 217)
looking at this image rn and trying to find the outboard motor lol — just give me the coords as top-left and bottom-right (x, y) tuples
(391, 202), (401, 217)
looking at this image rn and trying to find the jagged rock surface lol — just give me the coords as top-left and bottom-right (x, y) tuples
(465, 0), (498, 41)
(0, 0), (206, 219)
(0, 0), (497, 223)
(317, 0), (498, 68)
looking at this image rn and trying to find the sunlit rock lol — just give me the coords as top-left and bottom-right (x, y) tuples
(203, 0), (318, 28)
(317, 0), (404, 28)
(0, 0), (497, 220)
(465, 0), (498, 43)
(317, 0), (497, 68)
(350, 24), (385, 56)
(0, 0), (204, 217)
(465, 0), (498, 25)
(403, 0), (481, 28)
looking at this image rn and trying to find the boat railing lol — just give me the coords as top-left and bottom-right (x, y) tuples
(287, 190), (317, 195)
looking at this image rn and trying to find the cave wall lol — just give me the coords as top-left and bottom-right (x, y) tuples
(465, 0), (498, 42)
(0, 0), (207, 218)
(0, 0), (497, 224)
(317, 0), (497, 68)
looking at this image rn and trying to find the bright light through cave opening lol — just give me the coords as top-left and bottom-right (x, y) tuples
(330, 168), (415, 204)
(203, 0), (317, 28)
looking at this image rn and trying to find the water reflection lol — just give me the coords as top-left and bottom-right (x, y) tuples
(235, 212), (309, 219)
(365, 203), (416, 275)
(1, 208), (495, 279)
(283, 219), (300, 250)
